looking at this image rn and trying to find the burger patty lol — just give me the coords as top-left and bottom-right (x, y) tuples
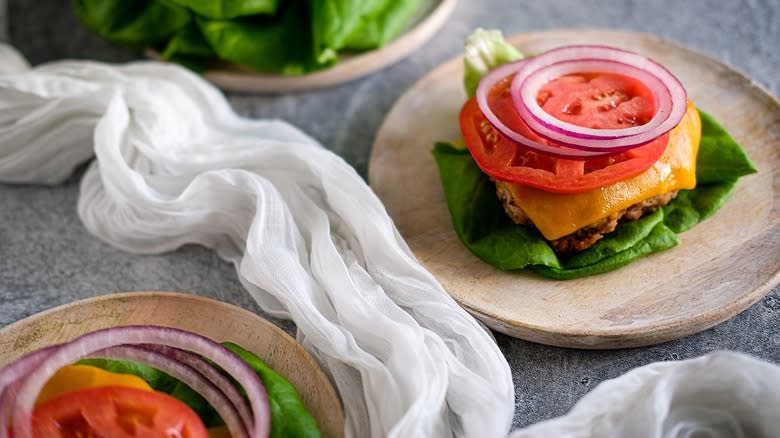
(494, 180), (678, 254)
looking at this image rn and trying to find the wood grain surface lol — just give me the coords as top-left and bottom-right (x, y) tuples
(368, 29), (779, 349)
(156, 0), (457, 93)
(0, 291), (345, 438)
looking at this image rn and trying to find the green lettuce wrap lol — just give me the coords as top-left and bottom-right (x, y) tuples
(432, 30), (757, 280)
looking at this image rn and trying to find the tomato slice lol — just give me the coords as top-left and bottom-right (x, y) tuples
(461, 73), (669, 193)
(537, 72), (657, 128)
(23, 386), (209, 438)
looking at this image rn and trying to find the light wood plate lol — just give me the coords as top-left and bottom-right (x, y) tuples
(368, 29), (780, 349)
(158, 0), (457, 93)
(0, 291), (345, 438)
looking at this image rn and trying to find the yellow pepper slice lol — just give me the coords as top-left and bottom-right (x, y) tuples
(36, 364), (152, 405)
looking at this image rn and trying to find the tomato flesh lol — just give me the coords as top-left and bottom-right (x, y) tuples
(22, 386), (209, 438)
(537, 72), (656, 129)
(461, 72), (669, 193)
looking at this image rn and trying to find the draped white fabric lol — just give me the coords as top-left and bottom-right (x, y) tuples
(0, 47), (514, 437)
(510, 351), (780, 438)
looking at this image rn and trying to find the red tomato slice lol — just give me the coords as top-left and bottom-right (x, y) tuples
(537, 72), (657, 128)
(21, 386), (209, 438)
(461, 73), (669, 194)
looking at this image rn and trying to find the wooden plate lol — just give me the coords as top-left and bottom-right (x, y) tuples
(169, 0), (457, 93)
(0, 291), (345, 438)
(368, 29), (780, 349)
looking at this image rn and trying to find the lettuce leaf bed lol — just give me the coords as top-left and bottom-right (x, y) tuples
(74, 0), (425, 74)
(432, 110), (756, 280)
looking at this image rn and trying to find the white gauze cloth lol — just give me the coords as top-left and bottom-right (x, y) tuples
(510, 351), (780, 438)
(0, 46), (514, 437)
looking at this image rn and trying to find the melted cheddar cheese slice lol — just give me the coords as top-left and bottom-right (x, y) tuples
(502, 101), (701, 241)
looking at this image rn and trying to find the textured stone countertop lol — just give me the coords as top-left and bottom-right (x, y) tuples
(2, 0), (779, 431)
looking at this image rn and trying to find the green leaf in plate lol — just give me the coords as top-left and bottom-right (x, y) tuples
(197, 0), (320, 75)
(310, 0), (426, 65)
(73, 0), (191, 48)
(165, 0), (280, 20)
(161, 23), (216, 72)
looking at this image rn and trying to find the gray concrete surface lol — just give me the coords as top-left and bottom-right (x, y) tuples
(2, 0), (779, 431)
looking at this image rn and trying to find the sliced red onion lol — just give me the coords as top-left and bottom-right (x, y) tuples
(509, 45), (687, 150)
(140, 344), (254, 435)
(89, 345), (249, 438)
(475, 60), (616, 159)
(0, 381), (22, 438)
(0, 346), (59, 438)
(10, 325), (270, 438)
(0, 346), (58, 391)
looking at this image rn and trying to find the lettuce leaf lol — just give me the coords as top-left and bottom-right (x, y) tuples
(223, 342), (320, 438)
(197, 0), (317, 76)
(463, 28), (523, 98)
(695, 110), (758, 183)
(73, 0), (191, 48)
(73, 0), (427, 74)
(166, 0), (280, 19)
(311, 0), (426, 65)
(432, 108), (756, 280)
(161, 23), (216, 72)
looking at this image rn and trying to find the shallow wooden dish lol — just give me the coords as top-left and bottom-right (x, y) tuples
(368, 29), (779, 349)
(0, 291), (345, 438)
(152, 0), (457, 93)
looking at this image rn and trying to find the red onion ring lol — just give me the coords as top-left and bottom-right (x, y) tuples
(0, 347), (57, 391)
(0, 382), (22, 438)
(141, 344), (255, 435)
(475, 60), (616, 159)
(8, 325), (271, 438)
(0, 347), (59, 438)
(90, 345), (249, 438)
(509, 45), (687, 150)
